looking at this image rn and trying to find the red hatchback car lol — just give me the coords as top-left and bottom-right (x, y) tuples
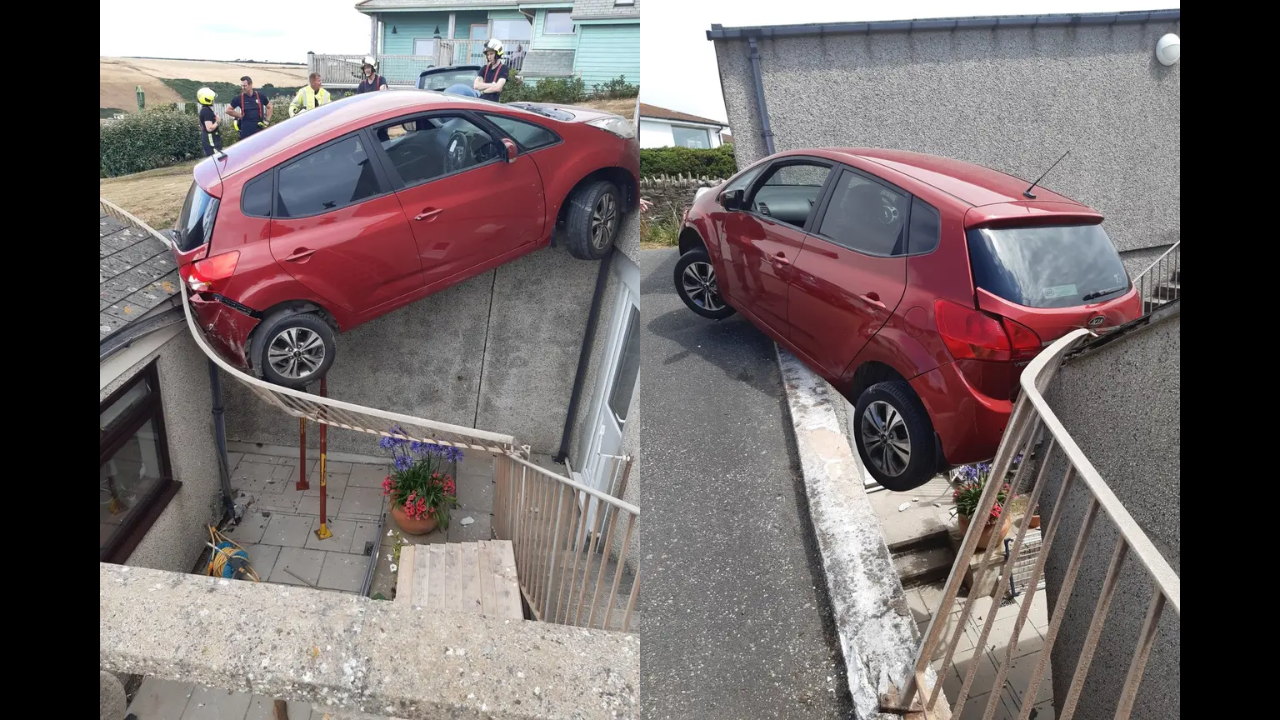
(171, 91), (638, 388)
(674, 149), (1140, 491)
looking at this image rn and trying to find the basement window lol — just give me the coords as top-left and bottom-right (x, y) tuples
(100, 361), (180, 563)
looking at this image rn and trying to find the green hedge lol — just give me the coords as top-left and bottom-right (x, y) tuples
(162, 78), (299, 104)
(640, 144), (737, 179)
(100, 108), (204, 177)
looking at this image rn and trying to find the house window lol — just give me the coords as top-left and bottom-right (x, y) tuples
(413, 39), (437, 57)
(607, 305), (640, 424)
(492, 18), (533, 42)
(672, 126), (712, 149)
(100, 362), (179, 564)
(544, 11), (574, 34)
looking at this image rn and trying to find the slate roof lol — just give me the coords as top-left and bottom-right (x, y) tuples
(99, 211), (180, 343)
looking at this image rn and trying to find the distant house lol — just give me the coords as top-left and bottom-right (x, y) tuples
(341, 0), (640, 88)
(639, 103), (728, 149)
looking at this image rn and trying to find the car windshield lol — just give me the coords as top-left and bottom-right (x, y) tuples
(174, 181), (219, 252)
(966, 224), (1130, 309)
(419, 69), (480, 92)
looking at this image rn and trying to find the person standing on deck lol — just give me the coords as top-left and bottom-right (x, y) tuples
(356, 57), (388, 93)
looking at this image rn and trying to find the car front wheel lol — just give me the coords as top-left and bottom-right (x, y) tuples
(254, 311), (337, 390)
(853, 381), (938, 492)
(565, 180), (621, 260)
(673, 248), (735, 320)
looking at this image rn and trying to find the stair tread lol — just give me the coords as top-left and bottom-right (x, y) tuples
(893, 546), (953, 586)
(395, 540), (523, 620)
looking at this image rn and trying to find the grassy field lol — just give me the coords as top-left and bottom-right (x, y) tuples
(99, 160), (200, 230)
(101, 57), (308, 113)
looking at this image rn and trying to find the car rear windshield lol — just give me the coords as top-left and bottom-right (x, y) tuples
(419, 69), (479, 91)
(175, 181), (220, 252)
(966, 224), (1130, 309)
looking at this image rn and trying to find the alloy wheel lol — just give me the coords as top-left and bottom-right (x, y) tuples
(860, 400), (912, 477)
(591, 193), (618, 250)
(267, 327), (326, 380)
(681, 262), (724, 312)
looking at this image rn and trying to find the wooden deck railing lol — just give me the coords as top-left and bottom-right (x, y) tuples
(309, 42), (529, 87)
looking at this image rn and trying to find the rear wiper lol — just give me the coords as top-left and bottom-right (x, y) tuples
(1082, 286), (1125, 301)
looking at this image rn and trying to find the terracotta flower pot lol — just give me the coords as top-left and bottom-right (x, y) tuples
(390, 503), (439, 536)
(959, 513), (1011, 551)
(1028, 515), (1041, 530)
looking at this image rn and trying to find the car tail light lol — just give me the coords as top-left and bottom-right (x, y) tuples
(184, 251), (239, 293)
(935, 299), (1041, 363)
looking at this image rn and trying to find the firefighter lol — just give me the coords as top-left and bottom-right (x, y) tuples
(289, 73), (332, 117)
(196, 87), (222, 157)
(444, 40), (508, 102)
(227, 76), (273, 139)
(356, 57), (388, 93)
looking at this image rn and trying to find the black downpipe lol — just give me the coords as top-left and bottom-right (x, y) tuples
(208, 360), (239, 522)
(553, 248), (614, 465)
(748, 37), (776, 155)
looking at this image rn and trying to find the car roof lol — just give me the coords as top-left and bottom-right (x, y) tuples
(796, 148), (1085, 209)
(209, 90), (514, 179)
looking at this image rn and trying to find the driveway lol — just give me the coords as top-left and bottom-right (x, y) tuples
(638, 248), (853, 719)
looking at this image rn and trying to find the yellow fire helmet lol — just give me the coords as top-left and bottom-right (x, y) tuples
(484, 38), (504, 58)
(196, 87), (216, 106)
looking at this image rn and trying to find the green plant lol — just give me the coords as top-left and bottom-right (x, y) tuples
(640, 208), (682, 246)
(162, 78), (298, 105)
(640, 144), (737, 179)
(592, 75), (639, 99)
(952, 475), (1008, 525)
(378, 426), (461, 529)
(100, 107), (125, 119)
(100, 108), (204, 178)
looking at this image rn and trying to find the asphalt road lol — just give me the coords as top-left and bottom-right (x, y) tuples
(637, 248), (853, 719)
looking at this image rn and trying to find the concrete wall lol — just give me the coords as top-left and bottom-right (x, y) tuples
(101, 331), (224, 573)
(712, 17), (1180, 263)
(1038, 307), (1180, 719)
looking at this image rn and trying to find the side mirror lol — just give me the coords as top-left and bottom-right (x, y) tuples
(501, 138), (518, 163)
(721, 189), (744, 211)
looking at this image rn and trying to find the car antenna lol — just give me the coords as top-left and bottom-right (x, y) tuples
(1023, 149), (1070, 199)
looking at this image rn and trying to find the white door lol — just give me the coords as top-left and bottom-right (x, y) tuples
(578, 255), (640, 500)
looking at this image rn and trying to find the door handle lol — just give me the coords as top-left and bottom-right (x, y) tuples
(414, 208), (443, 222)
(860, 292), (885, 308)
(285, 248), (316, 262)
(770, 252), (791, 267)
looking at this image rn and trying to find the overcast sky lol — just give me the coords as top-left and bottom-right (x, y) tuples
(640, 0), (1178, 125)
(99, 0), (370, 63)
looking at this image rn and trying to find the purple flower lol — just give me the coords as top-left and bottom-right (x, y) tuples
(394, 455), (414, 472)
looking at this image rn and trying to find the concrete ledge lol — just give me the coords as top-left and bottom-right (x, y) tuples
(100, 563), (637, 719)
(775, 348), (943, 718)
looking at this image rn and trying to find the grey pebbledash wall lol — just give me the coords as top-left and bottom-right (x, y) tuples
(710, 13), (1180, 271)
(1038, 306), (1180, 720)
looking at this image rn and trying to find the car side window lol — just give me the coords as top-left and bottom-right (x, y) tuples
(241, 173), (273, 218)
(482, 114), (558, 151)
(748, 162), (831, 230)
(275, 135), (382, 219)
(375, 114), (504, 187)
(816, 169), (909, 257)
(724, 165), (763, 194)
(907, 197), (941, 255)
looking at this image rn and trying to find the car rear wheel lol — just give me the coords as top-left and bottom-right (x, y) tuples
(673, 248), (736, 320)
(853, 381), (937, 492)
(565, 180), (621, 260)
(254, 312), (336, 390)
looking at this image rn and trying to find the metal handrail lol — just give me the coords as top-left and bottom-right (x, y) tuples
(1132, 240), (1180, 315)
(100, 197), (520, 456)
(494, 453), (640, 633)
(906, 328), (1180, 720)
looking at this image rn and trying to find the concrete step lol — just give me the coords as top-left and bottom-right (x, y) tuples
(1151, 283), (1180, 300)
(395, 540), (523, 620)
(893, 546), (953, 587)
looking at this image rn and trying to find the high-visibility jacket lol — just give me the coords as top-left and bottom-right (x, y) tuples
(289, 86), (332, 116)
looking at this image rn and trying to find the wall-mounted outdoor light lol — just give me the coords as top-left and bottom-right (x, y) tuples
(391, 26), (398, 34)
(1156, 33), (1180, 66)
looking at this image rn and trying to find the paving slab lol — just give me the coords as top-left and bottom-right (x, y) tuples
(303, 518), (359, 553)
(243, 544), (282, 581)
(181, 684), (252, 720)
(260, 514), (314, 548)
(448, 512), (491, 542)
(336, 486), (385, 519)
(867, 475), (955, 551)
(348, 463), (390, 488)
(269, 547), (327, 587)
(318, 552), (369, 593)
(126, 677), (193, 718)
